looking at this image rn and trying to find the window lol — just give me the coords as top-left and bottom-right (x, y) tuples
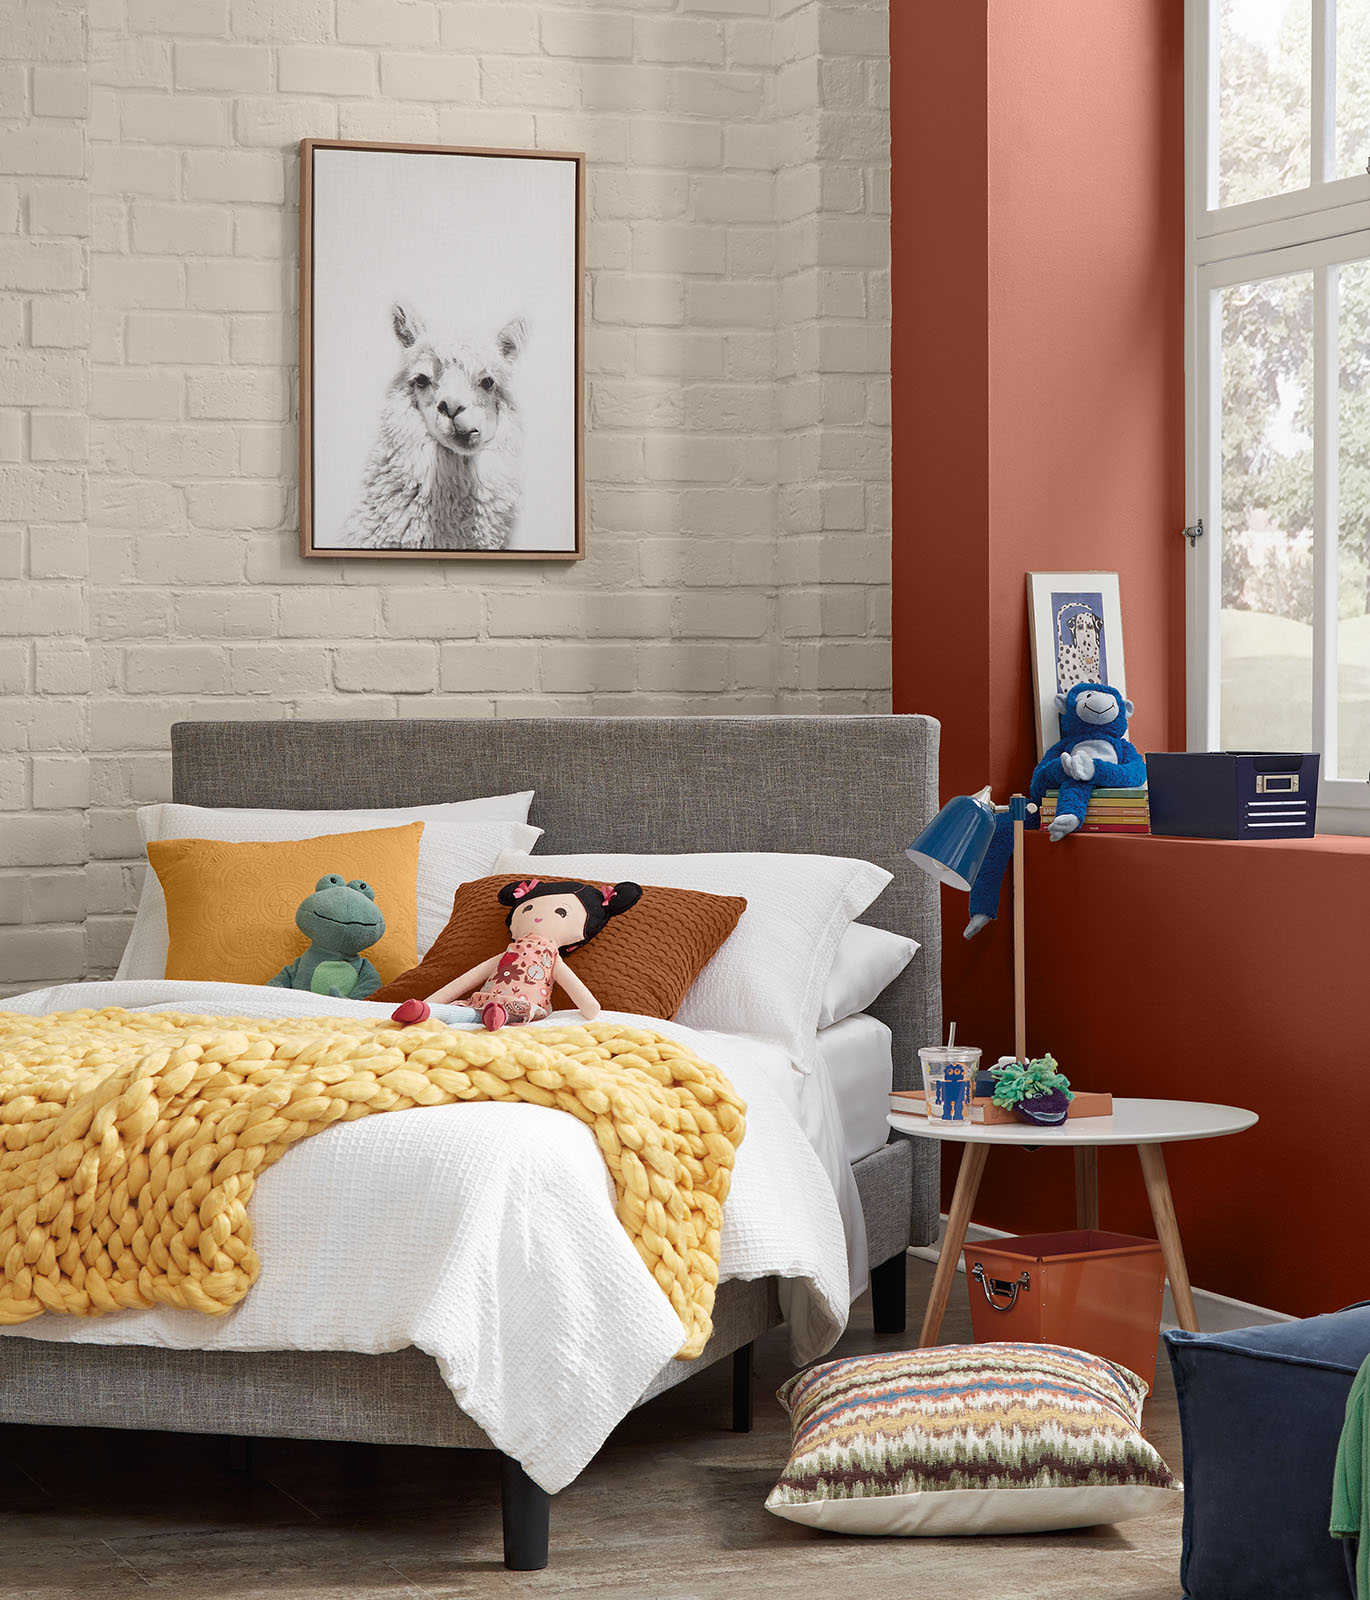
(1187, 0), (1370, 831)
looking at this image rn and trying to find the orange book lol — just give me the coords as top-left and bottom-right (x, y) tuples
(890, 1088), (1114, 1124)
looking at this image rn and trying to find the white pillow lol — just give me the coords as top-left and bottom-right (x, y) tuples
(118, 794), (540, 982)
(494, 847), (891, 1070)
(818, 922), (919, 1028)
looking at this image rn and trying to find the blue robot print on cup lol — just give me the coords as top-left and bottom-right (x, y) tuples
(935, 1062), (973, 1122)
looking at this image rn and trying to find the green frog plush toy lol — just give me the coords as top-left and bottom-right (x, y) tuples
(265, 874), (385, 999)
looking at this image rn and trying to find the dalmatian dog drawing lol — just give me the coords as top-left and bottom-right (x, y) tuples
(1056, 606), (1103, 693)
(964, 682), (1146, 938)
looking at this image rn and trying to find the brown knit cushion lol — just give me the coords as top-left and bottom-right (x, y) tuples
(372, 873), (747, 1022)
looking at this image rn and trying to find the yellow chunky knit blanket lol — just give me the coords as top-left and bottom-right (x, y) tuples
(0, 1009), (747, 1359)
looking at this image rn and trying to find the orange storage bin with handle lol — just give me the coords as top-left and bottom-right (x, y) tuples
(962, 1229), (1168, 1391)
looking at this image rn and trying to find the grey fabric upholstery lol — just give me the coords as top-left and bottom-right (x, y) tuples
(0, 1280), (781, 1446)
(0, 716), (942, 1466)
(637, 1278), (783, 1404)
(170, 715), (943, 1082)
(0, 1337), (493, 1449)
(855, 1138), (935, 1260)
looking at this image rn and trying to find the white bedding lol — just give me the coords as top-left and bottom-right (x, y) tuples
(0, 980), (850, 1494)
(818, 1013), (895, 1165)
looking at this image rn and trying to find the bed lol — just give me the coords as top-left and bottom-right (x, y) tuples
(0, 714), (942, 1570)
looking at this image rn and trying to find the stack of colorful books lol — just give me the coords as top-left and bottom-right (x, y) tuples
(1039, 786), (1150, 835)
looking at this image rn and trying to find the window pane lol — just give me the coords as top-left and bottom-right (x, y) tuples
(1218, 0), (1311, 208)
(1336, 0), (1370, 180)
(1336, 259), (1370, 778)
(1219, 270), (1315, 750)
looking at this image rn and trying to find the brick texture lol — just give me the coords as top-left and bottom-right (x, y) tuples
(3, 0), (90, 990)
(4, 0), (890, 990)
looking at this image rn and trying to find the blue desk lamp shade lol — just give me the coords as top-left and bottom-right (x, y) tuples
(906, 783), (1032, 1064)
(905, 787), (996, 893)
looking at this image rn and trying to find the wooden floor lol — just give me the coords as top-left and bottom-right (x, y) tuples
(0, 1253), (1184, 1599)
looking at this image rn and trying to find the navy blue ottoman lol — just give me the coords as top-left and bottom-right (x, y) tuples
(1165, 1305), (1370, 1600)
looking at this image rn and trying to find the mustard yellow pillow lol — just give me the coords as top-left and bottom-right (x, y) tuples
(147, 822), (424, 986)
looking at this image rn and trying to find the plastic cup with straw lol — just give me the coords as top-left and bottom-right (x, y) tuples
(918, 1020), (981, 1122)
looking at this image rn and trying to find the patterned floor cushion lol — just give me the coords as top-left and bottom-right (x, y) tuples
(766, 1342), (1178, 1536)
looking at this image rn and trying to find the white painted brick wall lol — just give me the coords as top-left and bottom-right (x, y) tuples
(2, 0), (91, 990)
(3, 0), (890, 990)
(774, 0), (888, 705)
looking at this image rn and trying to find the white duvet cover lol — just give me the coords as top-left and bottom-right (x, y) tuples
(0, 981), (850, 1493)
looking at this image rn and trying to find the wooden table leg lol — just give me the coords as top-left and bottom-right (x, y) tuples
(1137, 1143), (1199, 1332)
(1074, 1147), (1099, 1229)
(918, 1142), (988, 1348)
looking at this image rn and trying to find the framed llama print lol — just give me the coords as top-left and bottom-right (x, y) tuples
(299, 140), (584, 560)
(1027, 572), (1128, 756)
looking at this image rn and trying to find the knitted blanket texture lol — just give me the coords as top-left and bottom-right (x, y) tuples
(0, 1009), (747, 1359)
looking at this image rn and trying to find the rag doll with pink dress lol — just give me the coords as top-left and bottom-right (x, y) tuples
(390, 877), (642, 1032)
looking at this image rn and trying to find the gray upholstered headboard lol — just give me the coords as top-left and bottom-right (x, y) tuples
(170, 715), (942, 1089)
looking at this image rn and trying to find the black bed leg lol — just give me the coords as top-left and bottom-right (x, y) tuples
(222, 1436), (254, 1474)
(499, 1452), (550, 1572)
(731, 1340), (754, 1433)
(870, 1250), (908, 1335)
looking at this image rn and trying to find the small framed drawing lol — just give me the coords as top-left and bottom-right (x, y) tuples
(299, 139), (584, 560)
(1026, 572), (1127, 756)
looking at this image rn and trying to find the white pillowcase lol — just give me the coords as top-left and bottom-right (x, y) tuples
(818, 922), (920, 1028)
(118, 794), (541, 982)
(494, 847), (891, 1071)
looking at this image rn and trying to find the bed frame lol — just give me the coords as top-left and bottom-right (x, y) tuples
(0, 714), (943, 1571)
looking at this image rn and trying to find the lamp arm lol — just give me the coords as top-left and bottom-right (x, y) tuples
(1013, 804), (1027, 1064)
(905, 783), (1035, 1063)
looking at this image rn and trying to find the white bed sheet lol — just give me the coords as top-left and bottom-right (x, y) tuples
(818, 1012), (895, 1166)
(0, 981), (851, 1494)
(731, 1022), (870, 1307)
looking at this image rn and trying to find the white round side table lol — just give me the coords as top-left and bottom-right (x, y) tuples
(888, 1097), (1259, 1348)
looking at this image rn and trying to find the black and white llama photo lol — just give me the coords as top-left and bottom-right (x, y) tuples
(342, 303), (528, 552)
(301, 141), (583, 559)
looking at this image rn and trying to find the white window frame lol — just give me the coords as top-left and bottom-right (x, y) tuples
(1185, 0), (1370, 832)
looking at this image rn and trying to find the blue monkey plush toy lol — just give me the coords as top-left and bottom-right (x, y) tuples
(1035, 682), (1145, 837)
(965, 682), (1145, 938)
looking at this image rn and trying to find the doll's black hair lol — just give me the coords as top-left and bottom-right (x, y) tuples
(497, 877), (643, 952)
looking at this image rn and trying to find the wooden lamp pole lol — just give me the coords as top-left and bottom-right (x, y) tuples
(1006, 790), (1096, 1225)
(1009, 793), (1030, 1064)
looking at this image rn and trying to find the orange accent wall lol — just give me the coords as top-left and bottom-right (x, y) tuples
(893, 0), (1185, 803)
(983, 2), (1188, 787)
(892, 0), (1186, 1048)
(1022, 833), (1370, 1318)
(891, 2), (1364, 1316)
(889, 4), (990, 799)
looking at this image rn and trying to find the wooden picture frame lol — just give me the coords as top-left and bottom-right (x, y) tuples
(1026, 571), (1128, 756)
(299, 139), (585, 561)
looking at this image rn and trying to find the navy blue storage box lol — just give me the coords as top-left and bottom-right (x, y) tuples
(1165, 1306), (1370, 1600)
(1145, 751), (1319, 839)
